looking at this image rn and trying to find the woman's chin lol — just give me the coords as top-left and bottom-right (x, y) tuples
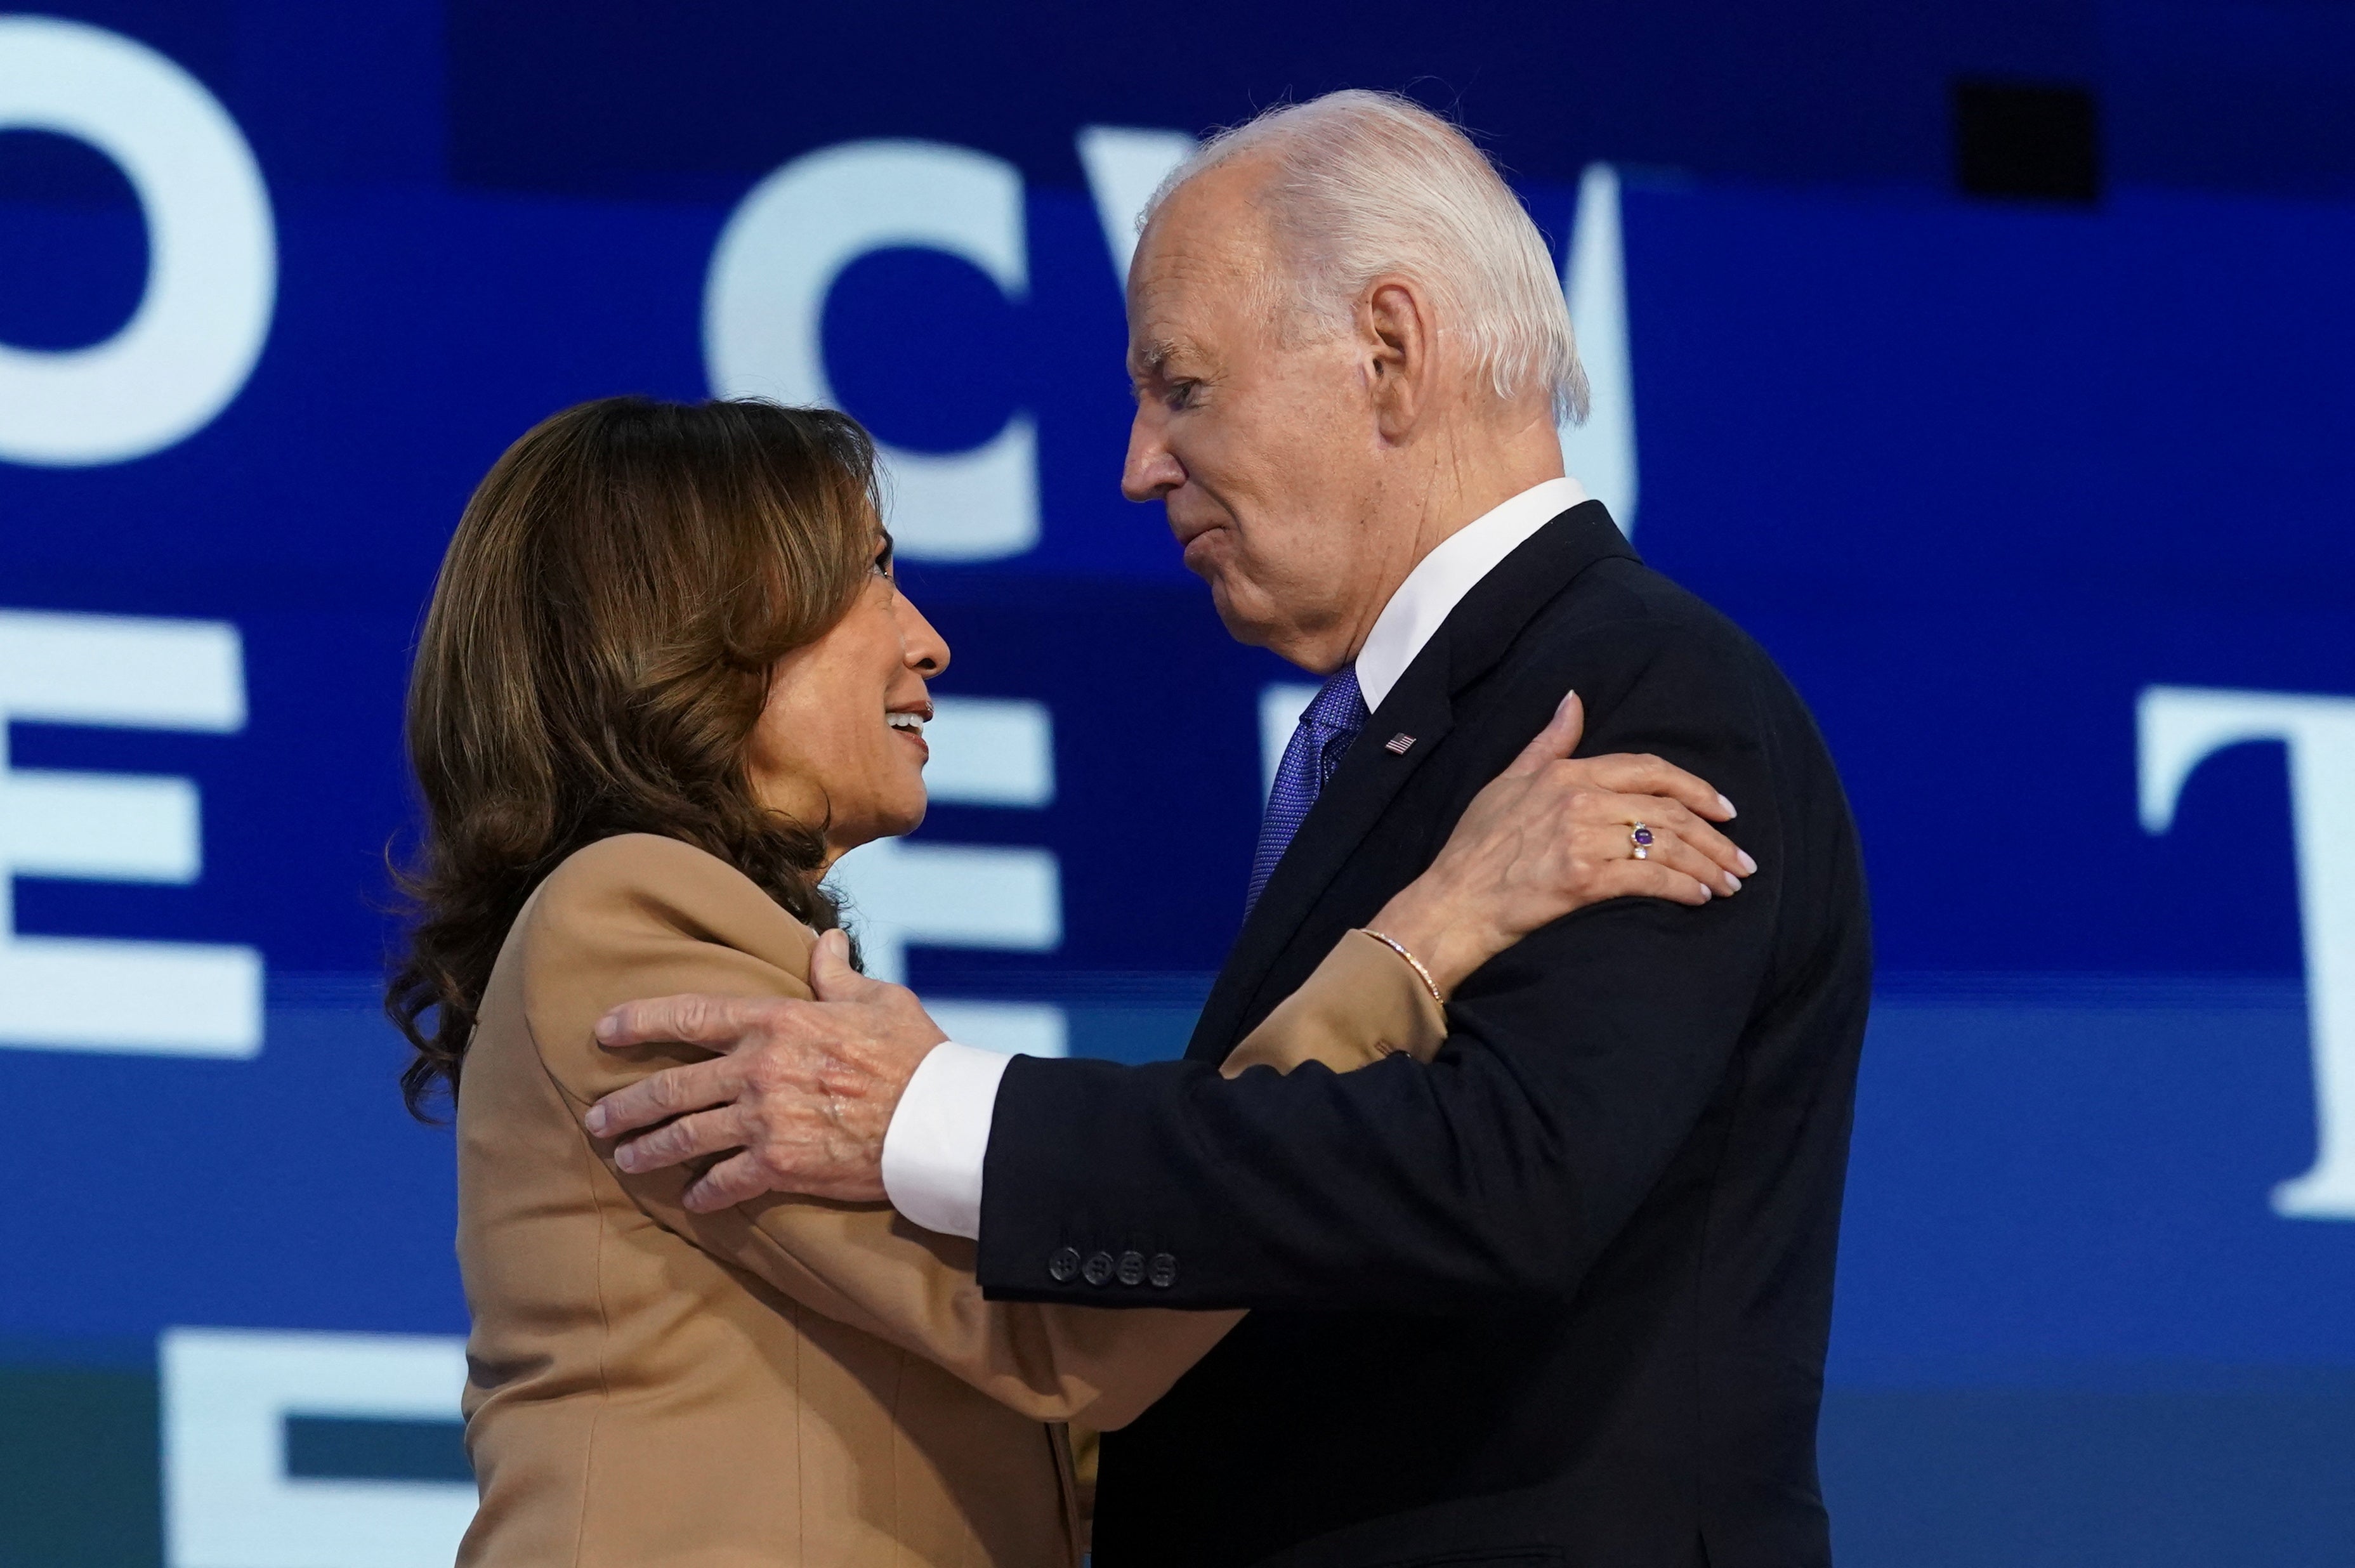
(827, 803), (926, 861)
(886, 778), (930, 835)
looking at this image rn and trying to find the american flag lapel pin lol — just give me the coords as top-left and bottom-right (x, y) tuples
(1384, 733), (1415, 754)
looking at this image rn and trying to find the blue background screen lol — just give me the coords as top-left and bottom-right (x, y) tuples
(4, 4), (2354, 1564)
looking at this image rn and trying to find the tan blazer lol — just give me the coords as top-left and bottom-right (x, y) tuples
(455, 833), (1444, 1567)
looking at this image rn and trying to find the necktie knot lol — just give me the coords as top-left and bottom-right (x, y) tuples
(1246, 666), (1369, 913)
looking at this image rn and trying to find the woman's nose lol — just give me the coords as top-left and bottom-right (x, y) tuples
(895, 592), (950, 676)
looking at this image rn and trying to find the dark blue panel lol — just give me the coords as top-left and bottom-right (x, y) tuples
(0, 1365), (160, 1568)
(1823, 1380), (2355, 1567)
(284, 1416), (471, 1484)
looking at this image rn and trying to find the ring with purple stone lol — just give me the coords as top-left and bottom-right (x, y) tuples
(1630, 823), (1655, 860)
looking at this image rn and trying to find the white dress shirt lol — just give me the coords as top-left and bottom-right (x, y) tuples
(877, 475), (1592, 1239)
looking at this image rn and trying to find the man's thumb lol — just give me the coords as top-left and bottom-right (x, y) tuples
(810, 927), (864, 1001)
(1504, 690), (1584, 776)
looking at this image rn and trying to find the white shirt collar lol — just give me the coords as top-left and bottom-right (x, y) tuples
(1353, 476), (1589, 711)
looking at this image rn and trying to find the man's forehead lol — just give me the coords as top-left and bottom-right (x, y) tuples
(1126, 252), (1229, 377)
(1127, 191), (1271, 371)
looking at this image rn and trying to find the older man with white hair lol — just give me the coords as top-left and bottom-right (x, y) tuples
(593, 91), (1872, 1568)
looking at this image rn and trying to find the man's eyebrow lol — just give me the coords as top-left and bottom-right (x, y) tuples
(1129, 337), (1184, 382)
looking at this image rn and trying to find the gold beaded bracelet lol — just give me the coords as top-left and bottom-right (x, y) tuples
(1358, 928), (1446, 1007)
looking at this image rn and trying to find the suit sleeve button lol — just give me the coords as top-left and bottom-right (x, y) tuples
(1115, 1250), (1146, 1286)
(1147, 1253), (1178, 1288)
(1081, 1250), (1116, 1286)
(1047, 1247), (1081, 1283)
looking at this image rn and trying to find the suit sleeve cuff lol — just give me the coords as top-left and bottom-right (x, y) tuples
(879, 1040), (1011, 1240)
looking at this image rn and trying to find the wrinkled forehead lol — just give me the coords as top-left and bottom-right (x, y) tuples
(1125, 166), (1282, 372)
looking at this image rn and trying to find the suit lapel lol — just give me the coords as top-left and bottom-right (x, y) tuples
(1188, 502), (1640, 1060)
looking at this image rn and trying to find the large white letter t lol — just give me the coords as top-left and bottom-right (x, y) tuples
(2141, 684), (2355, 1218)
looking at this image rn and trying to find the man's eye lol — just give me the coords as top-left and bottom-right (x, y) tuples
(1165, 381), (1199, 410)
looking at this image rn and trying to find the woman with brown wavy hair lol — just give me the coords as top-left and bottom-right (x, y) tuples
(391, 395), (1747, 1565)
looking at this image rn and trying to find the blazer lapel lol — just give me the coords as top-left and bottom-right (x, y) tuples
(1187, 502), (1640, 1060)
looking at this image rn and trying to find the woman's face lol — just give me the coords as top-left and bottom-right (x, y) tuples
(746, 533), (950, 863)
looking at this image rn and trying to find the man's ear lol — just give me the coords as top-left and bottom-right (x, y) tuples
(1362, 277), (1435, 443)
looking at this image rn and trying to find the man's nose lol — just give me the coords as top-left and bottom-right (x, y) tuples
(1122, 407), (1183, 502)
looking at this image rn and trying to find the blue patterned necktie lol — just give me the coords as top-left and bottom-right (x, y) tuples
(1246, 665), (1370, 914)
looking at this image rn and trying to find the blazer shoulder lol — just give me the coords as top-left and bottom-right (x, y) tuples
(531, 829), (757, 905)
(522, 832), (817, 977)
(1553, 555), (1740, 637)
(511, 833), (819, 1106)
(1522, 557), (1785, 694)
(1474, 561), (1807, 777)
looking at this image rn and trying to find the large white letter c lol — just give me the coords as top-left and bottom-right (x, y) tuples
(704, 140), (1037, 562)
(0, 18), (277, 467)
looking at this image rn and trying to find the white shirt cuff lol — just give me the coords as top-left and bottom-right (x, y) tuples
(879, 1041), (1010, 1240)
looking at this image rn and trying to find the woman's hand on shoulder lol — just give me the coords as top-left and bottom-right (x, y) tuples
(1366, 691), (1757, 998)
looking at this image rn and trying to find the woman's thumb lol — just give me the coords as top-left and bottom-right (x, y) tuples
(1504, 690), (1584, 776)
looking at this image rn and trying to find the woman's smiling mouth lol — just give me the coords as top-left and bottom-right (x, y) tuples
(886, 707), (930, 758)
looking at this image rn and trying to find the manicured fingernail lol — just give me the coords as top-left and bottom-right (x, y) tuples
(594, 1013), (619, 1042)
(1724, 875), (1743, 894)
(584, 1105), (607, 1135)
(1738, 851), (1758, 876)
(1717, 794), (1737, 818)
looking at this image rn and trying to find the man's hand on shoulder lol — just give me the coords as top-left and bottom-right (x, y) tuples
(582, 929), (947, 1212)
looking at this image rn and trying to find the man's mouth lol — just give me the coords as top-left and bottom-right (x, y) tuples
(886, 707), (930, 743)
(1180, 525), (1227, 577)
(1168, 508), (1224, 547)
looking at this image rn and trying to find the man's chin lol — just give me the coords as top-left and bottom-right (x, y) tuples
(1198, 565), (1328, 662)
(1204, 578), (1279, 650)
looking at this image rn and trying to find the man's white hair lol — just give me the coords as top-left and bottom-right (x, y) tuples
(1146, 89), (1589, 424)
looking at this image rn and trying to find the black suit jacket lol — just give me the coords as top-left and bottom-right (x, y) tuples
(978, 504), (1872, 1568)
